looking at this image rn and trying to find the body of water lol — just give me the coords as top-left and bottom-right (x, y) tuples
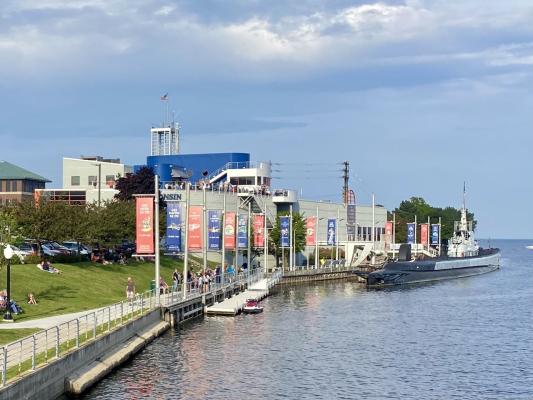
(83, 239), (532, 399)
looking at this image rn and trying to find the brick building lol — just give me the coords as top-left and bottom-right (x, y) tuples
(0, 161), (50, 204)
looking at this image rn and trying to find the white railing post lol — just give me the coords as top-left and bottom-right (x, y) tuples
(141, 293), (144, 314)
(2, 347), (6, 386)
(55, 326), (59, 358)
(108, 307), (111, 332)
(32, 335), (36, 370)
(93, 312), (97, 339)
(76, 320), (80, 348)
(45, 330), (48, 363)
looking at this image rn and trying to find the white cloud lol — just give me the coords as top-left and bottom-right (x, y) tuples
(0, 0), (531, 85)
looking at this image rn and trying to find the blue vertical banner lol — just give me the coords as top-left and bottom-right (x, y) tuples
(430, 224), (440, 245)
(207, 210), (222, 250)
(166, 202), (182, 252)
(407, 223), (416, 244)
(237, 215), (248, 249)
(327, 219), (336, 245)
(280, 216), (290, 247)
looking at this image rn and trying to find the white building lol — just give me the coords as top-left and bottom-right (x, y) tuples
(151, 124), (179, 156)
(41, 156), (134, 204)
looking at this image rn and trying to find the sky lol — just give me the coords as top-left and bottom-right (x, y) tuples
(0, 0), (532, 238)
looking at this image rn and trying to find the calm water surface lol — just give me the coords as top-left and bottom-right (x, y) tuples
(83, 240), (533, 399)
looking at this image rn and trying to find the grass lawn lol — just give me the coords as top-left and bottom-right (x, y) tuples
(0, 328), (41, 346)
(0, 255), (185, 323)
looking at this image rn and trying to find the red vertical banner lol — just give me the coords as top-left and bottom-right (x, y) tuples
(306, 216), (316, 246)
(385, 221), (393, 236)
(224, 212), (236, 249)
(188, 206), (203, 250)
(253, 214), (265, 247)
(136, 197), (154, 254)
(420, 223), (428, 245)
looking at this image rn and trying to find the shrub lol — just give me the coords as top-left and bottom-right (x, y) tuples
(24, 255), (41, 265)
(51, 254), (84, 264)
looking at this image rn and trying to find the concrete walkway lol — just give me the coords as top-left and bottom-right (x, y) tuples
(0, 306), (112, 330)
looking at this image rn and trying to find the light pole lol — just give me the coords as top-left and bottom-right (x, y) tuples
(92, 163), (102, 207)
(3, 244), (14, 321)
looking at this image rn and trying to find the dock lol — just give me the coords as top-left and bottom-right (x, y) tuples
(205, 277), (276, 316)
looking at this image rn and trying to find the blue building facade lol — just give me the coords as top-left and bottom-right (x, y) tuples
(135, 153), (250, 183)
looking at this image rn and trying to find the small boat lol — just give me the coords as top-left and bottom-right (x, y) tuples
(526, 245), (533, 250)
(243, 299), (263, 314)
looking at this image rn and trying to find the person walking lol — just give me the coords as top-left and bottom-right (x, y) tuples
(172, 268), (181, 292)
(126, 277), (135, 302)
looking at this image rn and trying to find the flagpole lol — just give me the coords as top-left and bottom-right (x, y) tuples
(247, 202), (251, 270)
(222, 191), (226, 275)
(289, 205), (293, 271)
(182, 183), (190, 299)
(154, 174), (160, 305)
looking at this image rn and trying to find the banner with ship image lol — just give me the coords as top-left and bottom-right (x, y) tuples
(136, 197), (154, 254)
(188, 206), (203, 250)
(237, 214), (248, 249)
(407, 223), (415, 244)
(208, 210), (222, 250)
(166, 202), (182, 252)
(431, 224), (440, 245)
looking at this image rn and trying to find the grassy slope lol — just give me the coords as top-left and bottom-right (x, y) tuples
(0, 256), (183, 323)
(0, 329), (41, 346)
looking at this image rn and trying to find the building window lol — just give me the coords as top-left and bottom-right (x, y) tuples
(12, 181), (17, 192)
(71, 176), (80, 186)
(5, 181), (10, 192)
(105, 175), (115, 187)
(88, 176), (97, 186)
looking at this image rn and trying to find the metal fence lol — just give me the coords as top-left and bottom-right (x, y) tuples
(282, 261), (359, 277)
(0, 269), (265, 387)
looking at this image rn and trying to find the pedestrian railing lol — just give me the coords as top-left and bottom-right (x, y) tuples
(0, 269), (267, 387)
(282, 263), (357, 277)
(161, 269), (264, 307)
(0, 289), (157, 387)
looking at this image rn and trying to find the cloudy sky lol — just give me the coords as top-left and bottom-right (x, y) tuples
(1, 0), (532, 238)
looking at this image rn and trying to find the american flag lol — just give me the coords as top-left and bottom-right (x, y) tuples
(160, 93), (168, 101)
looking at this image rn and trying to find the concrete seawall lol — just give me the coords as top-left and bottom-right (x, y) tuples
(0, 309), (169, 400)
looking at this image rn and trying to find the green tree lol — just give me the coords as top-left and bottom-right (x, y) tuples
(391, 197), (475, 243)
(269, 212), (306, 268)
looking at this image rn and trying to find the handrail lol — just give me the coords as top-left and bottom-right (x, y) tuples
(0, 269), (265, 387)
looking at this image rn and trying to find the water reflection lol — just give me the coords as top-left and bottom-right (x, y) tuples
(83, 240), (533, 400)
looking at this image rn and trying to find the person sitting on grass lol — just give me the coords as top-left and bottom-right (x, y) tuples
(0, 290), (6, 309)
(27, 292), (37, 305)
(38, 258), (61, 274)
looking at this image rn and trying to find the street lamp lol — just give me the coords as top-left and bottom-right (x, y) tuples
(3, 244), (14, 321)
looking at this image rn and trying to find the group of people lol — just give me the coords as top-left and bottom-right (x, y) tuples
(0, 290), (27, 314)
(37, 258), (61, 274)
(125, 262), (255, 300)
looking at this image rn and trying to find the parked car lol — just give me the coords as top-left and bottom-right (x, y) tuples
(47, 241), (75, 256)
(20, 241), (60, 257)
(62, 241), (90, 256)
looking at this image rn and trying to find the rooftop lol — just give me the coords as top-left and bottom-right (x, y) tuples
(0, 161), (51, 182)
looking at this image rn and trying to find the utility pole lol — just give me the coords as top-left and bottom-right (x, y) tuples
(342, 161), (349, 204)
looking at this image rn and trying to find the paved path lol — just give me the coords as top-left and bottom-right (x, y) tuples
(0, 306), (114, 330)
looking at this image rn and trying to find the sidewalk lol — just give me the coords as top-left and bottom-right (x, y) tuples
(0, 306), (106, 330)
